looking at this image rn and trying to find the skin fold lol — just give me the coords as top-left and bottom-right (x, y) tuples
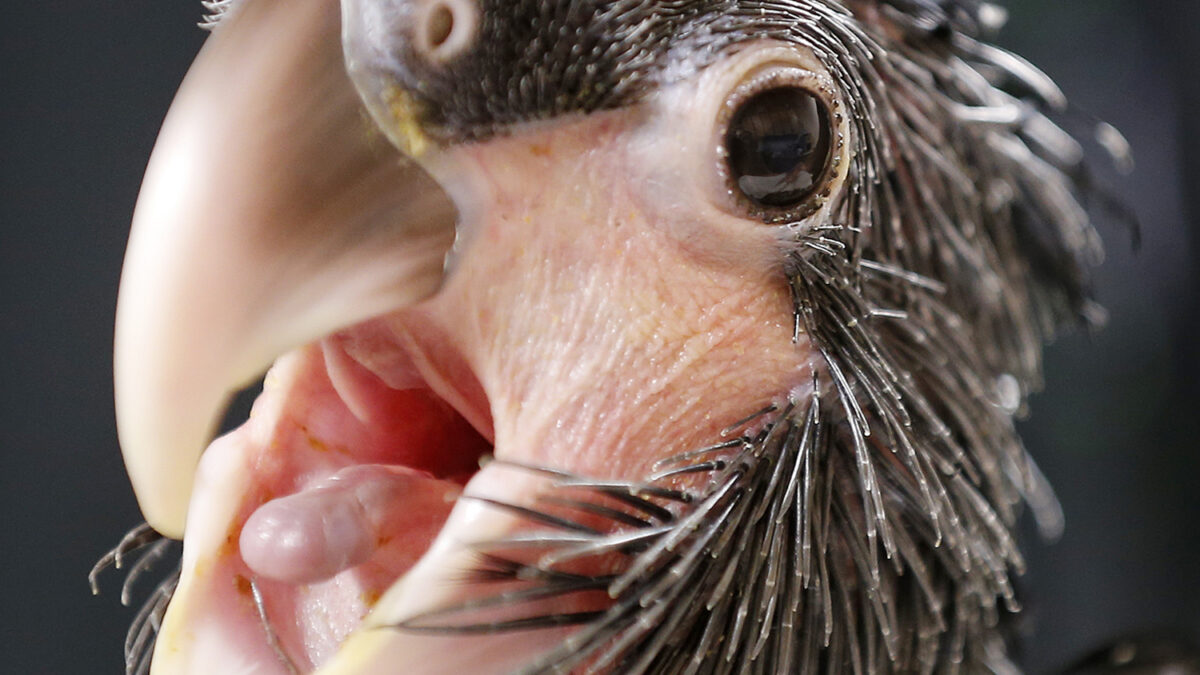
(101, 0), (1128, 673)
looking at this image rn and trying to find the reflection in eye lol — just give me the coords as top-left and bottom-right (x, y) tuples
(725, 86), (832, 210)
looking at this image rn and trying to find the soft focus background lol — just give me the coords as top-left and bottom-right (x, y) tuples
(2, 1), (1197, 672)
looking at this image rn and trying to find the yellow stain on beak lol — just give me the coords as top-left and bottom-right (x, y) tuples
(385, 87), (432, 158)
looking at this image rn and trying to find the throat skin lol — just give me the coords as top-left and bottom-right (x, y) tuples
(390, 110), (817, 486)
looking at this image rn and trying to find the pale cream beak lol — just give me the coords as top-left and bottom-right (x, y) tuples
(114, 0), (456, 538)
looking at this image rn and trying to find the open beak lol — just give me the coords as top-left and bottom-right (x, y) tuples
(115, 0), (456, 539)
(106, 0), (1122, 668)
(115, 1), (819, 672)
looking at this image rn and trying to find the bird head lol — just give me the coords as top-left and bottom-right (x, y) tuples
(110, 0), (1113, 672)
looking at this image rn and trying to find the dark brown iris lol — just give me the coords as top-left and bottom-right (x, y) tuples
(725, 86), (832, 209)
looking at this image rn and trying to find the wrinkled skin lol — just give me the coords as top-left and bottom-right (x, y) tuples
(109, 0), (1117, 673)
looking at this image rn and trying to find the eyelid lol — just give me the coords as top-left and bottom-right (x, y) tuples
(716, 66), (845, 224)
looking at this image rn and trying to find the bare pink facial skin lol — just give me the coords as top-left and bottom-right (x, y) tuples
(122, 20), (861, 668)
(151, 105), (822, 674)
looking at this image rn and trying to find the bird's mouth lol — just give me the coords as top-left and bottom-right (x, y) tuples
(112, 1), (821, 672)
(105, 0), (1105, 671)
(156, 316), (629, 674)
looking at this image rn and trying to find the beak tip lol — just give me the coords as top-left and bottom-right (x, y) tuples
(114, 328), (215, 541)
(142, 500), (189, 542)
(117, 422), (199, 540)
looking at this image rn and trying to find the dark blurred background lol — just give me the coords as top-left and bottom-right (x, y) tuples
(1, 1), (1197, 673)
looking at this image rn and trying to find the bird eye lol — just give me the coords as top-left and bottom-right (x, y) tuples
(724, 86), (834, 214)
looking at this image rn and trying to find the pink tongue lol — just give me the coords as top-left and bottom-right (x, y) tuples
(163, 345), (482, 671)
(240, 464), (460, 584)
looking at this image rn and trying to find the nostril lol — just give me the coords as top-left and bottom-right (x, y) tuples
(415, 0), (477, 62)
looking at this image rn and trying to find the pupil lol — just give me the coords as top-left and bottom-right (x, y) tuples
(726, 86), (832, 209)
(759, 133), (813, 173)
